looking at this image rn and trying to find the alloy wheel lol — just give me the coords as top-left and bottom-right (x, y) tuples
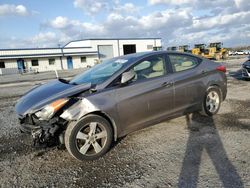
(206, 91), (220, 113)
(75, 122), (107, 156)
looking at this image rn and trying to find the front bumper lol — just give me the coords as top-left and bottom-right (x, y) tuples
(18, 114), (40, 134)
(17, 114), (67, 146)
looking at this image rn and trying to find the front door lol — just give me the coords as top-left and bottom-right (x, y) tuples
(115, 54), (174, 134)
(17, 59), (25, 72)
(67, 56), (73, 69)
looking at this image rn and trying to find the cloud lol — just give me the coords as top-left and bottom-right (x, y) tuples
(234, 0), (250, 11)
(46, 16), (105, 38)
(149, 0), (194, 5)
(2, 1), (250, 48)
(45, 8), (192, 40)
(0, 32), (61, 48)
(30, 32), (57, 44)
(112, 3), (140, 14)
(0, 4), (29, 16)
(40, 0), (250, 48)
(193, 11), (250, 30)
(73, 0), (107, 15)
(148, 0), (235, 11)
(170, 25), (250, 47)
(49, 16), (71, 29)
(73, 0), (139, 16)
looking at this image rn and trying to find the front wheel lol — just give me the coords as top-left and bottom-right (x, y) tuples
(222, 52), (229, 59)
(65, 115), (113, 161)
(201, 87), (221, 116)
(215, 53), (221, 61)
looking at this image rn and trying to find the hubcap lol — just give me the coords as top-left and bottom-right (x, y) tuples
(206, 91), (220, 113)
(76, 122), (107, 156)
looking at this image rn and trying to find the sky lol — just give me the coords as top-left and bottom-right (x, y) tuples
(0, 0), (250, 49)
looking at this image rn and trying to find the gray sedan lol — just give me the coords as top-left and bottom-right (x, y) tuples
(15, 51), (227, 161)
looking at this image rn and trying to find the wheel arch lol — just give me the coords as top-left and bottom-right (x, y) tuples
(83, 111), (118, 141)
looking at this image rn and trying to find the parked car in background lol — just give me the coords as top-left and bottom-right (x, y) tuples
(235, 51), (245, 55)
(243, 50), (250, 55)
(15, 51), (227, 161)
(228, 51), (235, 56)
(242, 57), (250, 79)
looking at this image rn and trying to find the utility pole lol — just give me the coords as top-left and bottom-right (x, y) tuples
(58, 44), (64, 70)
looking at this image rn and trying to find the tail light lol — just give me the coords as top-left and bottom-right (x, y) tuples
(216, 65), (226, 73)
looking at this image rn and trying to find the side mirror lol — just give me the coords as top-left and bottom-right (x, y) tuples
(121, 70), (136, 84)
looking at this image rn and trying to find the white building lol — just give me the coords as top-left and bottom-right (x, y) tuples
(0, 38), (162, 75)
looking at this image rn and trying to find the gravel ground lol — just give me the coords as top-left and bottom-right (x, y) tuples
(0, 57), (249, 187)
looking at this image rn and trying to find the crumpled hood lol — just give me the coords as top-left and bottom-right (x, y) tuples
(15, 79), (91, 116)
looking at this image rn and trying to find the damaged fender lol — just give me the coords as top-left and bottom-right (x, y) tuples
(60, 98), (99, 120)
(60, 98), (118, 140)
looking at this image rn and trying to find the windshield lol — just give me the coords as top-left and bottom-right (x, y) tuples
(70, 57), (130, 85)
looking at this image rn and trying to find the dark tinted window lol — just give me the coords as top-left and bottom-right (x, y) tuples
(31, 60), (39, 66)
(168, 54), (200, 72)
(49, 59), (55, 65)
(81, 57), (86, 63)
(0, 61), (5, 68)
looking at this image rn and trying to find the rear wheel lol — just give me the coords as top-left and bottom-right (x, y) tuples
(201, 86), (221, 116)
(65, 115), (113, 161)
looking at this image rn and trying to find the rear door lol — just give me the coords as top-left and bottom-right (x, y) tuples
(167, 53), (205, 113)
(114, 54), (174, 133)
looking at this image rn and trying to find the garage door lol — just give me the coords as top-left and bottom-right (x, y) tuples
(98, 45), (114, 60)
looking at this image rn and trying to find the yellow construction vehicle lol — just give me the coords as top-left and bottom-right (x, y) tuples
(167, 46), (178, 51)
(208, 42), (228, 60)
(192, 44), (207, 56)
(192, 42), (228, 60)
(179, 45), (191, 53)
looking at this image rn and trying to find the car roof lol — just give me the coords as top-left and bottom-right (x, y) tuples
(110, 51), (203, 67)
(118, 51), (194, 59)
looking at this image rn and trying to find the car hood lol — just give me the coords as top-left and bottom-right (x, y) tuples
(15, 79), (92, 116)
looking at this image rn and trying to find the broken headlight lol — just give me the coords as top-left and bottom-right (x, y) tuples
(35, 98), (69, 120)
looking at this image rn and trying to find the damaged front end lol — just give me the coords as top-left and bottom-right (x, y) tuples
(18, 98), (74, 147)
(15, 79), (94, 148)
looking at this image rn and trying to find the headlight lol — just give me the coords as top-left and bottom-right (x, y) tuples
(35, 98), (69, 120)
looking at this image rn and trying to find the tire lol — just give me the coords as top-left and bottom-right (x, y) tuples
(222, 52), (229, 59)
(65, 114), (113, 161)
(200, 86), (222, 116)
(215, 53), (221, 61)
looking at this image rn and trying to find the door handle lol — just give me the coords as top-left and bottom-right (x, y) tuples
(161, 81), (173, 88)
(201, 70), (207, 74)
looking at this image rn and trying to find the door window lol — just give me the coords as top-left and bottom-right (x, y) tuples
(132, 55), (166, 81)
(169, 54), (200, 72)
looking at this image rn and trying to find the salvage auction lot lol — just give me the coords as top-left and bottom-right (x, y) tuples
(0, 57), (249, 187)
